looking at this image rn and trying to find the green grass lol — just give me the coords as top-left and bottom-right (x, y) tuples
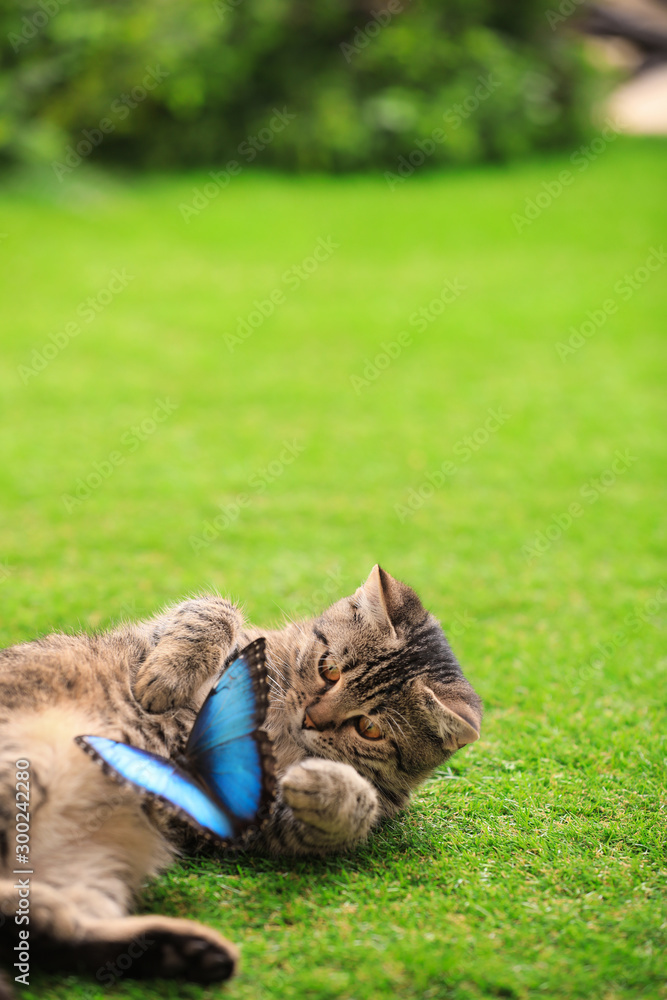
(1, 139), (665, 1000)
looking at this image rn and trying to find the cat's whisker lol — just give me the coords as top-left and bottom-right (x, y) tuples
(385, 707), (415, 736)
(383, 717), (399, 739)
(270, 661), (289, 681)
(265, 656), (289, 684)
(382, 715), (406, 741)
(265, 642), (291, 677)
(268, 679), (287, 698)
(385, 717), (403, 741)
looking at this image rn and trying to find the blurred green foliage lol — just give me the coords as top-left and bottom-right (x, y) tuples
(1, 0), (597, 171)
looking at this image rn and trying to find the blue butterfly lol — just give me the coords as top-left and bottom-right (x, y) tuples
(75, 638), (275, 844)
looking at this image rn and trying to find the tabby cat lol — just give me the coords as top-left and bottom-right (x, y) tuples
(0, 566), (481, 991)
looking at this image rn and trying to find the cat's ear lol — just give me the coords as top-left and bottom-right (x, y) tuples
(418, 681), (481, 751)
(355, 565), (423, 636)
(355, 565), (397, 637)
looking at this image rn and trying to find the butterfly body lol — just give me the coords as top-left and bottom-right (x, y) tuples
(75, 638), (275, 845)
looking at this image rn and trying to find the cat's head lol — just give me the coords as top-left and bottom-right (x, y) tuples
(281, 565), (482, 798)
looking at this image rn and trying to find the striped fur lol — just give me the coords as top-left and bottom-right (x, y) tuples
(0, 568), (480, 989)
(244, 565), (482, 855)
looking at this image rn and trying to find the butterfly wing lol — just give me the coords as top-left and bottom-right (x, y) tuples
(75, 638), (276, 844)
(185, 637), (275, 831)
(74, 734), (236, 842)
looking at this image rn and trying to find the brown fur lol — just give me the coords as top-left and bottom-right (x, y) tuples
(0, 567), (481, 988)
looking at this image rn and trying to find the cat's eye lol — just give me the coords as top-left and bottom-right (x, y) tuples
(356, 716), (383, 740)
(319, 654), (341, 684)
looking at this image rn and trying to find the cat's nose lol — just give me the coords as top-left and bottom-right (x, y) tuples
(302, 709), (317, 729)
(302, 701), (333, 731)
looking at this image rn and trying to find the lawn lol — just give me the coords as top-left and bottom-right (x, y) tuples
(0, 139), (665, 1000)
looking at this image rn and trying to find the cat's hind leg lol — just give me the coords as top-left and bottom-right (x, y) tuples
(0, 707), (238, 984)
(0, 787), (239, 985)
(0, 876), (238, 983)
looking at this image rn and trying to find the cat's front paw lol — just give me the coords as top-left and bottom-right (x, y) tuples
(133, 635), (227, 713)
(281, 759), (380, 849)
(133, 658), (194, 714)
